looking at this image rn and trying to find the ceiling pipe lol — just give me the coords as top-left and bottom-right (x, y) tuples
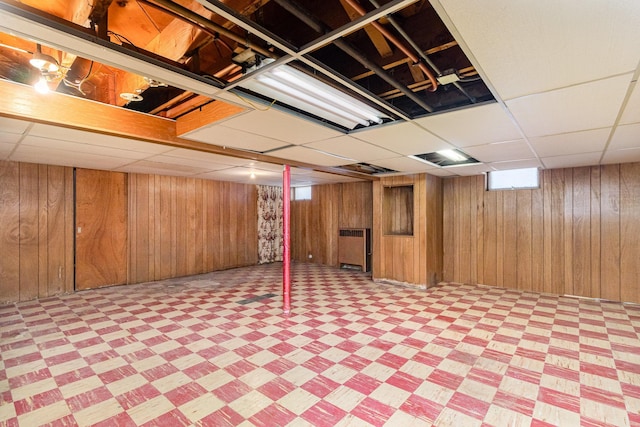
(343, 0), (438, 93)
(272, 0), (435, 113)
(140, 0), (277, 60)
(367, 0), (475, 102)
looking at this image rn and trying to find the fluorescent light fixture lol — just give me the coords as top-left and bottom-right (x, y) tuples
(437, 149), (467, 162)
(240, 60), (387, 129)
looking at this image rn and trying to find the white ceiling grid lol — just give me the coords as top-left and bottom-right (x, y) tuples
(2, 2), (640, 185)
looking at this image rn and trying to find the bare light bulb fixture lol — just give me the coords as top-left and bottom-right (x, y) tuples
(29, 44), (59, 73)
(34, 76), (50, 94)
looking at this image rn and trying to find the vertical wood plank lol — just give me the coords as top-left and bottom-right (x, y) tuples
(531, 180), (544, 293)
(160, 175), (172, 279)
(600, 164), (620, 301)
(19, 163), (40, 301)
(469, 176), (478, 284)
(542, 170), (553, 293)
(476, 176), (485, 284)
(372, 181), (382, 279)
(496, 191), (504, 287)
(620, 162), (640, 303)
(483, 187), (497, 286)
(502, 190), (517, 286)
(63, 167), (74, 294)
(516, 190), (532, 291)
(563, 169), (574, 296)
(129, 174), (138, 283)
(572, 167), (591, 297)
(48, 166), (66, 295)
(151, 175), (160, 280)
(550, 169), (565, 296)
(38, 164), (49, 297)
(442, 178), (454, 282)
(590, 166), (601, 299)
(0, 162), (20, 302)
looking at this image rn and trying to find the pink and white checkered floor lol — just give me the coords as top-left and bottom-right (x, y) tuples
(1, 263), (639, 426)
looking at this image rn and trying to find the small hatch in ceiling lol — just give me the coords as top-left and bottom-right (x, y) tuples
(411, 149), (479, 167)
(338, 163), (398, 175)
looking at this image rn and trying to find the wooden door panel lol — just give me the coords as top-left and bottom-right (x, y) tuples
(76, 169), (127, 290)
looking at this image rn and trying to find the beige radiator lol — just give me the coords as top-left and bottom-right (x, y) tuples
(338, 228), (371, 272)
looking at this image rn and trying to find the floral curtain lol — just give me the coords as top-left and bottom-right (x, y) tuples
(257, 185), (284, 264)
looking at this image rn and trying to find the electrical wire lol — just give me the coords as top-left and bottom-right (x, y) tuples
(62, 60), (97, 96)
(107, 31), (138, 50)
(232, 90), (277, 111)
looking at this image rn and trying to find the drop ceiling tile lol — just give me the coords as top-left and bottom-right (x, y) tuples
(541, 152), (602, 169)
(425, 168), (456, 177)
(601, 148), (640, 164)
(354, 122), (451, 155)
(489, 159), (543, 171)
(608, 123), (640, 150)
(0, 132), (22, 144)
(267, 146), (353, 167)
(305, 136), (399, 163)
(507, 74), (631, 138)
(530, 128), (611, 157)
(28, 124), (173, 154)
(0, 117), (30, 134)
(437, 0), (640, 99)
(182, 124), (289, 152)
(463, 139), (534, 163)
(302, 170), (363, 183)
(415, 103), (522, 147)
(115, 160), (212, 176)
(370, 156), (437, 173)
(620, 84), (640, 125)
(221, 109), (341, 144)
(20, 136), (155, 160)
(444, 163), (493, 176)
(160, 149), (251, 166)
(145, 154), (234, 171)
(11, 145), (132, 170)
(196, 167), (316, 186)
(0, 142), (15, 158)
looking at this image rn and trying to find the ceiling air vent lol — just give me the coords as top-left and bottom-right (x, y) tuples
(411, 149), (479, 167)
(339, 163), (398, 175)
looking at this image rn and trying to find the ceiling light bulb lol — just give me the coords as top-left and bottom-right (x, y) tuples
(34, 76), (49, 94)
(250, 172), (256, 179)
(437, 149), (467, 162)
(29, 44), (59, 73)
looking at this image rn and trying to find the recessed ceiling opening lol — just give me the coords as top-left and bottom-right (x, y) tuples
(411, 149), (479, 167)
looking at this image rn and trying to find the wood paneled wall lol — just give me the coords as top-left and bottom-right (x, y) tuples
(443, 163), (640, 304)
(373, 174), (443, 286)
(1, 162), (259, 303)
(0, 161), (74, 303)
(128, 174), (258, 284)
(291, 182), (373, 266)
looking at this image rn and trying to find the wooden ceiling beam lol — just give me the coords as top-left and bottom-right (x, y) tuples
(0, 79), (376, 180)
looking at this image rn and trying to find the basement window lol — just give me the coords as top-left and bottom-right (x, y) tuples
(487, 168), (539, 190)
(292, 186), (311, 200)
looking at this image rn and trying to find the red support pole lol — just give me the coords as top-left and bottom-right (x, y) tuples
(282, 165), (291, 315)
